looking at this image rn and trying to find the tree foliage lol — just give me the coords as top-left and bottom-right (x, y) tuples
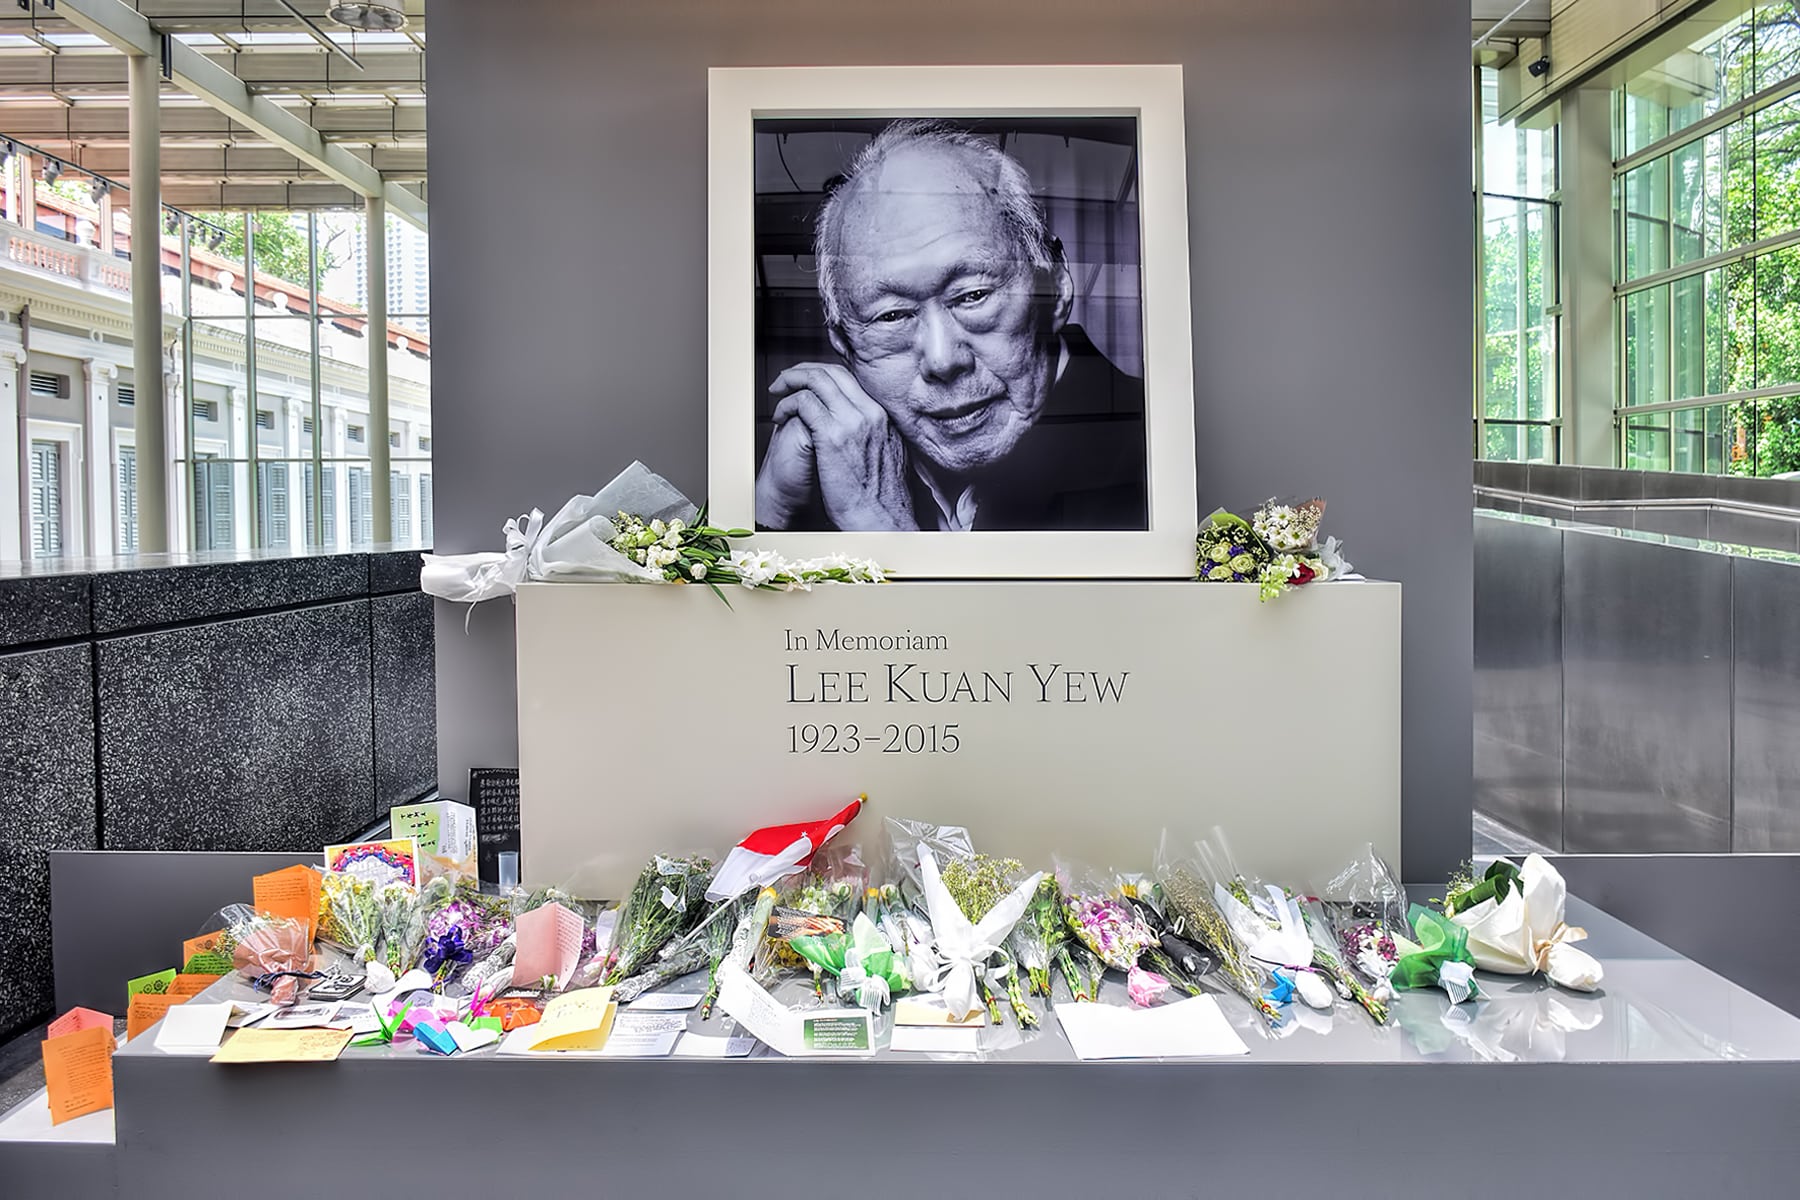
(194, 211), (337, 291)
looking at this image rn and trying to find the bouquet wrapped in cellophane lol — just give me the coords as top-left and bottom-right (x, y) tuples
(1055, 860), (1164, 1007)
(1193, 828), (1337, 1014)
(216, 904), (314, 1006)
(940, 853), (1041, 1027)
(604, 854), (713, 987)
(1154, 833), (1284, 1026)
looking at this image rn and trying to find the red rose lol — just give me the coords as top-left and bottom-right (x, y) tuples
(1292, 563), (1316, 586)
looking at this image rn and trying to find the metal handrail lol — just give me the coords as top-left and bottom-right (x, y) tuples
(1473, 485), (1800, 523)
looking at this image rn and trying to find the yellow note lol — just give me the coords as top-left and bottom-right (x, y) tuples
(252, 865), (320, 942)
(527, 987), (617, 1052)
(211, 1027), (352, 1064)
(43, 1025), (115, 1125)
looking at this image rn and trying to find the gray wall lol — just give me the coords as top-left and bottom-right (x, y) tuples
(1475, 511), (1800, 853)
(427, 0), (1474, 880)
(0, 553), (436, 1042)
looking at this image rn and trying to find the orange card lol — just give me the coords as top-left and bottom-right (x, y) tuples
(182, 932), (224, 962)
(170, 973), (223, 998)
(42, 1025), (115, 1125)
(252, 865), (321, 942)
(47, 1007), (113, 1041)
(125, 992), (187, 1041)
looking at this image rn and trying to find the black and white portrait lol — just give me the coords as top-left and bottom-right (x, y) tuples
(752, 116), (1148, 533)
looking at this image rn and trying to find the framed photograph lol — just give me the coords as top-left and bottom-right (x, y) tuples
(708, 65), (1197, 578)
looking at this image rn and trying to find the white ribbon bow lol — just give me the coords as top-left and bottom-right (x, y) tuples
(916, 847), (1042, 1021)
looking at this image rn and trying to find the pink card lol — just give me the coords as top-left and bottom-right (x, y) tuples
(47, 1008), (114, 1041)
(513, 902), (583, 990)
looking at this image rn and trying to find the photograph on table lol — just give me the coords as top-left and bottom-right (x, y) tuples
(708, 65), (1197, 577)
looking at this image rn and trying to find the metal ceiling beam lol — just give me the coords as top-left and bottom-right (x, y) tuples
(38, 0), (425, 229)
(273, 1), (366, 72)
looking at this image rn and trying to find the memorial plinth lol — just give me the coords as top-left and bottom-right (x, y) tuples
(515, 580), (1403, 898)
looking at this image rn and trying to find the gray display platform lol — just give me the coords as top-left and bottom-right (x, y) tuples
(6, 893), (1797, 1197)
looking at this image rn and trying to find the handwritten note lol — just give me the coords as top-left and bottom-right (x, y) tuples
(497, 988), (616, 1054)
(182, 932), (224, 964)
(43, 1025), (114, 1125)
(512, 902), (583, 989)
(46, 1008), (113, 1041)
(126, 968), (176, 1000)
(211, 1027), (352, 1064)
(126, 992), (187, 1041)
(170, 973), (223, 999)
(252, 864), (321, 941)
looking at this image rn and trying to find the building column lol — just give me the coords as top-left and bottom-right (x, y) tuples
(19, 154), (36, 232)
(0, 345), (21, 560)
(1559, 85), (1617, 468)
(81, 358), (116, 557)
(129, 51), (169, 551)
(227, 384), (251, 543)
(366, 193), (391, 542)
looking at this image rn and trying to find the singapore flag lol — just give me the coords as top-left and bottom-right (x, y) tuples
(705, 796), (865, 901)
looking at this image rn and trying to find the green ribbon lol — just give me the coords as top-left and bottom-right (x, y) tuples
(1390, 904), (1477, 991)
(1444, 859), (1521, 917)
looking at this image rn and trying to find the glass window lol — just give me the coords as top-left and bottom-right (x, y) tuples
(348, 466), (372, 547)
(1477, 68), (1560, 464)
(117, 445), (138, 553)
(258, 462), (290, 550)
(28, 440), (63, 558)
(1613, 5), (1800, 475)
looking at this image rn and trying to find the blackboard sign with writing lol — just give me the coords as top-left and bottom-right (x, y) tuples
(468, 767), (521, 883)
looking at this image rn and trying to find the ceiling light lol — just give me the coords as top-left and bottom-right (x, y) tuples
(42, 159), (62, 184)
(90, 178), (109, 203)
(327, 4), (407, 33)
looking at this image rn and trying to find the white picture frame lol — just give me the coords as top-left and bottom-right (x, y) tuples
(707, 64), (1197, 578)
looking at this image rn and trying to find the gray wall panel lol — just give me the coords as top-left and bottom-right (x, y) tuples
(1473, 516), (1564, 849)
(428, 0), (1475, 882)
(97, 604), (375, 852)
(0, 645), (96, 1043)
(0, 573), (91, 648)
(1732, 557), (1800, 851)
(50, 850), (314, 1017)
(91, 556), (368, 633)
(373, 591), (436, 815)
(1562, 534), (1732, 853)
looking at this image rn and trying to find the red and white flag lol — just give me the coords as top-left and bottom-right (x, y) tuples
(706, 796), (864, 901)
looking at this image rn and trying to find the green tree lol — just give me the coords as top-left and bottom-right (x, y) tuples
(195, 212), (337, 290)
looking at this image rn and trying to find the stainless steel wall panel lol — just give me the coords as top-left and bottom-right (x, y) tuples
(1579, 467), (1645, 501)
(1707, 509), (1800, 555)
(1731, 557), (1800, 851)
(1474, 515), (1565, 848)
(1632, 506), (1712, 540)
(1562, 534), (1733, 852)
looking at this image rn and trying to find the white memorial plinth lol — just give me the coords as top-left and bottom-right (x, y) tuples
(514, 580), (1400, 898)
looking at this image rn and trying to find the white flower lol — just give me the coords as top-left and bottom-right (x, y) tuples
(650, 519), (666, 536)
(1319, 535), (1353, 578)
(727, 549), (780, 588)
(662, 529), (682, 549)
(689, 561), (707, 580)
(634, 548), (648, 565)
(667, 518), (686, 534)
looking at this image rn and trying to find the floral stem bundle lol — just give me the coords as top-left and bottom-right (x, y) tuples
(1158, 866), (1283, 1026)
(1194, 500), (1350, 602)
(604, 855), (713, 986)
(608, 509), (887, 604)
(1007, 876), (1067, 997)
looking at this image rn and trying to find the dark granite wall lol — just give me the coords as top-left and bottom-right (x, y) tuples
(0, 551), (435, 1042)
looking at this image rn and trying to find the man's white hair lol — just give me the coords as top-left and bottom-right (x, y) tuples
(814, 119), (1057, 330)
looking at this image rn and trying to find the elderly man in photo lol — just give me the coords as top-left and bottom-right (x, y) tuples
(756, 120), (1148, 532)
